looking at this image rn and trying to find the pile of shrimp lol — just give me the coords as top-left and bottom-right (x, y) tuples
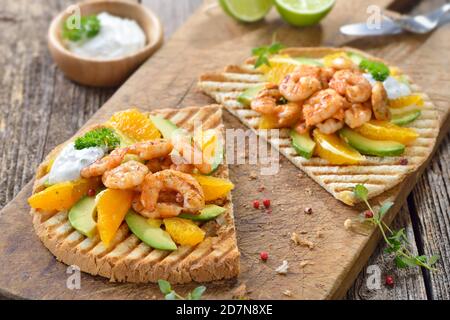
(251, 56), (390, 135)
(81, 136), (210, 219)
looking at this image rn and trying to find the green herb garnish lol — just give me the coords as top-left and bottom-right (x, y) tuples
(353, 184), (439, 271)
(74, 127), (120, 151)
(62, 15), (100, 42)
(359, 59), (390, 82)
(158, 279), (206, 300)
(252, 42), (285, 68)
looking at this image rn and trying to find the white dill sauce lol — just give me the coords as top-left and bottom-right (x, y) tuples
(67, 12), (146, 60)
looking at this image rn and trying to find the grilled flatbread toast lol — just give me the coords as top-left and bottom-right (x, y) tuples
(198, 47), (439, 205)
(30, 105), (240, 284)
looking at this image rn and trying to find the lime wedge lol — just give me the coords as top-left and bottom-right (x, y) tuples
(275, 0), (335, 26)
(219, 0), (273, 22)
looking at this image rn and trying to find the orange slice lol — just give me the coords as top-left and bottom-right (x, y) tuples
(388, 94), (424, 109)
(354, 120), (419, 145)
(96, 189), (133, 246)
(163, 217), (205, 246)
(107, 108), (161, 142)
(313, 129), (364, 165)
(259, 114), (280, 129)
(28, 178), (100, 211)
(192, 174), (234, 201)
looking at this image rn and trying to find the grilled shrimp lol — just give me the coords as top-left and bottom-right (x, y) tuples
(329, 69), (372, 103)
(327, 56), (356, 70)
(146, 156), (172, 173)
(102, 160), (149, 189)
(303, 89), (347, 126)
(371, 82), (391, 120)
(251, 83), (283, 115)
(279, 65), (322, 102)
(316, 118), (344, 134)
(140, 169), (205, 214)
(172, 133), (212, 174)
(128, 139), (173, 160)
(132, 194), (182, 219)
(344, 103), (372, 128)
(319, 67), (336, 88)
(81, 147), (128, 178)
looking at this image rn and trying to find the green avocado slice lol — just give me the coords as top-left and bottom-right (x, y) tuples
(339, 127), (405, 157)
(149, 115), (179, 139)
(391, 109), (421, 126)
(178, 205), (226, 221)
(290, 129), (316, 159)
(68, 196), (97, 238)
(125, 211), (177, 251)
(237, 84), (265, 106)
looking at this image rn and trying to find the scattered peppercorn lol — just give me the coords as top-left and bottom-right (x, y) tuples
(399, 158), (408, 165)
(364, 210), (374, 218)
(260, 251), (268, 261)
(253, 200), (260, 209)
(304, 207), (313, 214)
(263, 199), (270, 208)
(87, 188), (96, 197)
(385, 275), (394, 286)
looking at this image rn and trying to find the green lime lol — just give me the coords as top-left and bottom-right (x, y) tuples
(219, 0), (274, 23)
(275, 0), (335, 27)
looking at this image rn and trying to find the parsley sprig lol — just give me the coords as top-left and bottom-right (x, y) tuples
(353, 184), (439, 271)
(359, 59), (390, 82)
(158, 279), (206, 300)
(252, 42), (285, 68)
(62, 15), (101, 42)
(74, 127), (120, 151)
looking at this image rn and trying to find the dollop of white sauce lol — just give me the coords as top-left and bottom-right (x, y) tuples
(363, 73), (411, 100)
(48, 143), (105, 184)
(68, 12), (146, 60)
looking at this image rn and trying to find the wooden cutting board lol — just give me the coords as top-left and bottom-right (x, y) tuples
(0, 0), (448, 299)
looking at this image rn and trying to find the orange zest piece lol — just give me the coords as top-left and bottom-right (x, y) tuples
(163, 217), (205, 246)
(354, 120), (419, 145)
(28, 178), (100, 211)
(96, 189), (133, 246)
(313, 129), (364, 165)
(388, 94), (424, 109)
(107, 108), (161, 142)
(192, 174), (234, 201)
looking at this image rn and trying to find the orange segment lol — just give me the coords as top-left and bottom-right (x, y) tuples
(354, 120), (419, 145)
(258, 55), (301, 84)
(28, 178), (100, 211)
(388, 94), (424, 109)
(163, 217), (205, 246)
(96, 189), (133, 246)
(323, 52), (351, 68)
(258, 114), (279, 129)
(192, 174), (234, 201)
(313, 129), (364, 165)
(107, 108), (161, 142)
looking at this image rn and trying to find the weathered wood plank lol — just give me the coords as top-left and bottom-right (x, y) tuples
(410, 133), (450, 299)
(346, 206), (427, 300)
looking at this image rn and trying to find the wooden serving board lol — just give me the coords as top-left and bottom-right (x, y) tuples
(0, 0), (449, 299)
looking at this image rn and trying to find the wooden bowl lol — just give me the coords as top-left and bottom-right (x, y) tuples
(48, 0), (163, 87)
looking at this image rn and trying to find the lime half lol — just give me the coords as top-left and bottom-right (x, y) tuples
(219, 0), (274, 23)
(275, 0), (335, 26)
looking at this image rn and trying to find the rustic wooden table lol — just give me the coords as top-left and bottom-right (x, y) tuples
(0, 0), (448, 299)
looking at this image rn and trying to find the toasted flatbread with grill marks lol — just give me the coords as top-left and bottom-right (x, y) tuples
(31, 105), (240, 284)
(198, 47), (440, 205)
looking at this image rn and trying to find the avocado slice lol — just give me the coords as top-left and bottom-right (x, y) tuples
(347, 52), (365, 66)
(68, 196), (97, 238)
(339, 127), (405, 157)
(290, 129), (316, 159)
(125, 211), (177, 251)
(292, 57), (323, 66)
(149, 115), (179, 139)
(179, 204), (226, 221)
(237, 84), (265, 106)
(391, 109), (421, 126)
